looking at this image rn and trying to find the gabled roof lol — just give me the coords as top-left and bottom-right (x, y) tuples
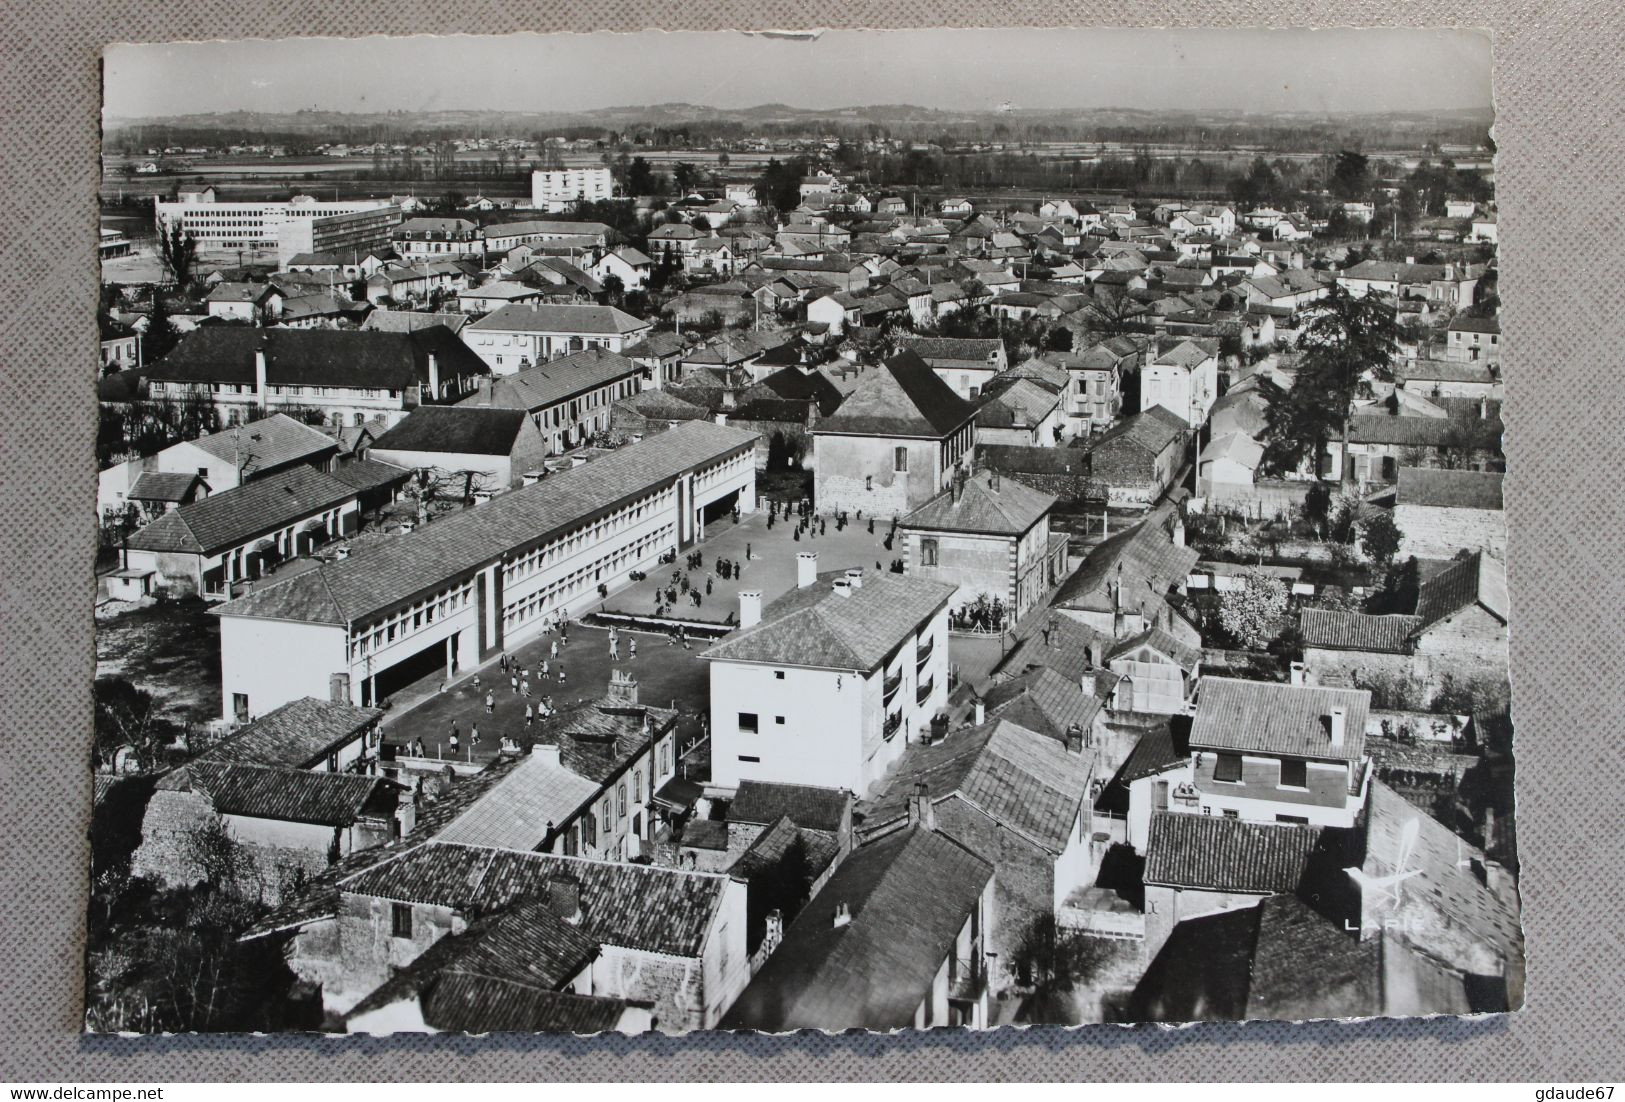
(893, 336), (1006, 365)
(467, 303), (650, 337)
(980, 665), (1106, 743)
(1414, 551), (1508, 628)
(729, 780), (850, 833)
(124, 465), (356, 556)
(198, 696), (381, 769)
(813, 351), (977, 439)
(164, 761), (399, 827)
(459, 348), (643, 413)
(702, 570), (954, 673)
(1053, 508), (1199, 616)
(149, 326), (488, 391)
(721, 825), (993, 1031)
(185, 412), (337, 476)
(128, 471), (205, 503)
(1190, 676), (1370, 763)
(1088, 406), (1187, 459)
(1299, 609), (1420, 655)
(864, 717), (1095, 854)
(539, 696), (678, 785)
(900, 471), (1055, 537)
(1396, 468), (1504, 510)
(339, 841), (730, 957)
(1144, 811), (1321, 893)
(613, 389), (710, 422)
(215, 421), (759, 627)
(1105, 625), (1202, 670)
(975, 376), (1063, 429)
(434, 749), (601, 851)
(372, 405), (529, 457)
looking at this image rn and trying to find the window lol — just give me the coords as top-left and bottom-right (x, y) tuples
(1222, 809), (1240, 820)
(865, 475), (873, 492)
(1213, 753), (1243, 783)
(582, 809), (597, 848)
(920, 538), (939, 566)
(774, 716), (785, 726)
(634, 769), (643, 803)
(738, 754), (760, 763)
(774, 670), (785, 680)
(1277, 814), (1310, 825)
(1279, 759), (1307, 789)
(390, 902), (413, 939)
(894, 447), (908, 473)
(617, 784), (628, 819)
(600, 799), (611, 834)
(738, 712), (759, 734)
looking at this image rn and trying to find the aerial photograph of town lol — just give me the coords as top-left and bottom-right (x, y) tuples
(88, 27), (1519, 1034)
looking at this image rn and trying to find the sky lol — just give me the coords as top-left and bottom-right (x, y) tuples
(104, 28), (1492, 120)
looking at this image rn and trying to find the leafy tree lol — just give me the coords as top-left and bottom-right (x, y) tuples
(625, 156), (655, 197)
(158, 224), (198, 289)
(601, 273), (625, 307)
(1218, 570), (1290, 650)
(1260, 284), (1399, 485)
(1330, 149), (1371, 200)
(1358, 510), (1403, 567)
(93, 676), (179, 772)
(672, 161), (699, 195)
(1367, 555), (1421, 615)
(1009, 913), (1113, 1024)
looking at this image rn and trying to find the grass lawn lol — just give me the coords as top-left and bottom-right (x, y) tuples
(94, 598), (221, 726)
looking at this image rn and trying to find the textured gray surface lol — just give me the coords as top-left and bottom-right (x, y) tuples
(2, 5), (1622, 1082)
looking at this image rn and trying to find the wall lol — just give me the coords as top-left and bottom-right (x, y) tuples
(1192, 749), (1361, 827)
(709, 662), (863, 791)
(1394, 505), (1507, 561)
(219, 615), (350, 721)
(813, 434), (947, 520)
(900, 528), (1013, 617)
(1142, 883), (1268, 959)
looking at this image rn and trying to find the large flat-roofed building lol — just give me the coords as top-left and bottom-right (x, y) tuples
(531, 166), (614, 212)
(275, 204), (403, 267)
(213, 420), (759, 720)
(154, 192), (397, 255)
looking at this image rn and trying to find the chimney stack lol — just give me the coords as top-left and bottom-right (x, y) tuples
(796, 551), (818, 589)
(606, 668), (639, 705)
(1328, 705), (1348, 747)
(530, 741), (561, 767)
(1290, 661), (1307, 687)
(1172, 517), (1186, 547)
(427, 352), (440, 400)
(547, 874), (583, 925)
(254, 342), (269, 408)
(844, 567), (864, 589)
(972, 695), (986, 726)
(907, 780), (935, 831)
(832, 901), (852, 929)
(1065, 723), (1085, 754)
(738, 590), (763, 629)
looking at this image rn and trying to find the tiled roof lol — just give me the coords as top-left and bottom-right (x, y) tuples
(467, 303), (650, 337)
(1447, 314), (1500, 334)
(329, 458), (412, 494)
(701, 570), (954, 672)
(339, 841), (729, 957)
(729, 815), (841, 884)
(485, 219), (612, 240)
(1395, 467), (1504, 510)
(1144, 811), (1321, 892)
(1189, 676), (1370, 763)
(434, 750), (602, 851)
(894, 336), (1006, 365)
(1115, 721), (1191, 783)
(1299, 609), (1420, 654)
(187, 413), (337, 476)
(125, 465), (357, 556)
(215, 421), (758, 627)
(997, 612), (1119, 688)
(975, 376), (1063, 428)
(729, 781), (849, 832)
(813, 351), (977, 439)
(900, 471), (1055, 537)
(128, 471), (204, 503)
(1087, 406), (1187, 459)
(372, 406), (529, 456)
(613, 390), (710, 422)
(1414, 551), (1508, 628)
(982, 665), (1105, 741)
(540, 697), (677, 785)
(422, 975), (632, 1033)
(149, 326), (487, 391)
(1245, 894), (1388, 1021)
(1053, 507), (1198, 615)
(1105, 625), (1203, 670)
(722, 825), (993, 1031)
(976, 442), (1090, 477)
(198, 696), (381, 769)
(1399, 359), (1497, 385)
(865, 716), (1095, 853)
(165, 762), (399, 827)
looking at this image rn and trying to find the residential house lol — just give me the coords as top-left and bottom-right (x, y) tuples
(1143, 339), (1219, 428)
(1051, 506), (1199, 639)
(1394, 468), (1506, 560)
(593, 246), (653, 291)
(1445, 315), (1501, 364)
(205, 282), (284, 323)
(369, 406), (550, 492)
(703, 560), (954, 795)
(811, 351), (978, 519)
(461, 303), (652, 375)
(898, 469), (1067, 630)
(1104, 627), (1202, 715)
(456, 280), (546, 314)
(455, 346), (646, 456)
(1083, 406), (1189, 509)
(721, 819), (994, 1031)
(120, 464), (360, 599)
(391, 217), (484, 260)
(973, 374), (1066, 447)
(1337, 259), (1480, 311)
(1053, 338), (1139, 434)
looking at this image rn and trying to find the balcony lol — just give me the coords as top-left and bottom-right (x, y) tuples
(882, 668), (903, 705)
(882, 710), (902, 740)
(915, 635), (935, 670)
(916, 676), (935, 706)
(949, 956), (987, 1003)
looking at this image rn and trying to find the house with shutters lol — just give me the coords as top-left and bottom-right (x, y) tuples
(894, 336), (1009, 400)
(454, 346), (646, 456)
(811, 351), (978, 519)
(897, 469), (1067, 631)
(461, 303), (652, 375)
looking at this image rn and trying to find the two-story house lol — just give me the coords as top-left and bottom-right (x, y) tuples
(461, 303), (653, 375)
(1143, 339), (1219, 428)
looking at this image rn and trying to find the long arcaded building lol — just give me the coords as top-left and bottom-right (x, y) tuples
(213, 420), (758, 722)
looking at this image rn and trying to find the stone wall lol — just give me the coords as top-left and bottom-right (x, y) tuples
(1395, 504), (1507, 561)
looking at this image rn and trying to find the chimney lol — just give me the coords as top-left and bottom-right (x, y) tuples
(606, 668), (639, 705)
(844, 567), (864, 589)
(546, 874), (583, 925)
(393, 791), (417, 838)
(328, 672), (350, 704)
(1290, 661), (1306, 687)
(530, 741), (562, 767)
(907, 780), (935, 831)
(1328, 705), (1348, 748)
(253, 342), (269, 408)
(1065, 723), (1085, 754)
(832, 901), (852, 929)
(972, 695), (985, 726)
(1172, 517), (1186, 547)
(476, 375), (492, 403)
(738, 590), (763, 629)
(763, 909), (785, 954)
(1405, 255), (1417, 266)
(832, 578), (853, 598)
(796, 551), (818, 589)
(427, 352), (440, 399)
(988, 469), (1000, 492)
